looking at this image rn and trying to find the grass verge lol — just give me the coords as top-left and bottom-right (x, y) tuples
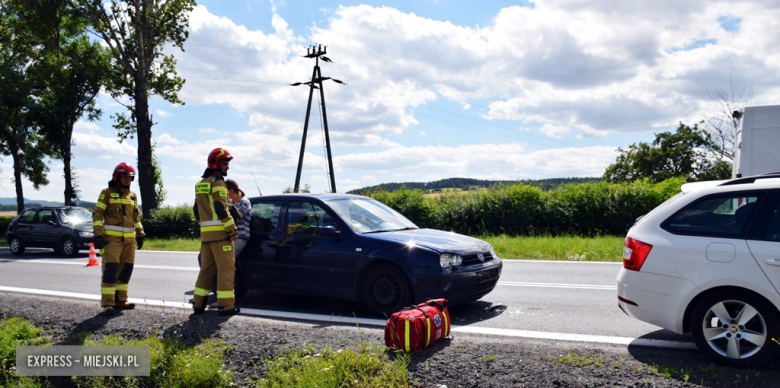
(1, 317), (52, 387)
(481, 234), (624, 262)
(138, 235), (625, 261)
(141, 237), (200, 251)
(255, 342), (415, 388)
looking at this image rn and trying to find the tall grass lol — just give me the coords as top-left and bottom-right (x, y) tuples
(256, 342), (415, 388)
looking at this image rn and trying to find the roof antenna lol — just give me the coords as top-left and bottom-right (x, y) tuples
(251, 172), (263, 196)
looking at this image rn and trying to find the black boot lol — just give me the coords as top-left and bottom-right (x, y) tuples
(218, 307), (240, 316)
(103, 307), (114, 317)
(192, 305), (205, 315)
(115, 302), (135, 310)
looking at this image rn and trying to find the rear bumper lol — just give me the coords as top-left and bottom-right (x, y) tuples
(414, 260), (503, 305)
(616, 268), (699, 334)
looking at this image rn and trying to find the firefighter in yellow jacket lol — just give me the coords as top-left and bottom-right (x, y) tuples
(93, 163), (145, 317)
(192, 148), (240, 316)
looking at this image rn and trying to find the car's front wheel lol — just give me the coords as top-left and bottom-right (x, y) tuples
(61, 237), (79, 257)
(9, 237), (25, 255)
(362, 264), (411, 317)
(691, 289), (780, 367)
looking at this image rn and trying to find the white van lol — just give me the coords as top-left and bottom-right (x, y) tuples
(733, 104), (780, 178)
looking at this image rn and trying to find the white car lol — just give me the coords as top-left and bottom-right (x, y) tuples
(617, 173), (780, 367)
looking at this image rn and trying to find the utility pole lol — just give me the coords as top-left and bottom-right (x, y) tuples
(289, 44), (345, 193)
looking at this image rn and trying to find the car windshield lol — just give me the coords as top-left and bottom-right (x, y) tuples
(56, 208), (92, 224)
(325, 198), (418, 234)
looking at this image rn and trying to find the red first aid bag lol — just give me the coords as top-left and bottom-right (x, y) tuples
(384, 299), (451, 351)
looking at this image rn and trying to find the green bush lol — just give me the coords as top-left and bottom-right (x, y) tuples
(142, 204), (199, 239)
(0, 216), (14, 237)
(368, 186), (439, 228)
(366, 177), (685, 237)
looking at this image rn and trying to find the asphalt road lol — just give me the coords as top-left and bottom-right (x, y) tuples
(0, 247), (689, 344)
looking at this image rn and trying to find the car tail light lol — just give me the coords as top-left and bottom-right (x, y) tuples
(623, 237), (652, 271)
(618, 295), (637, 306)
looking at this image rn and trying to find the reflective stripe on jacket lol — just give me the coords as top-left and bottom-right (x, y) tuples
(194, 172), (237, 242)
(92, 186), (145, 242)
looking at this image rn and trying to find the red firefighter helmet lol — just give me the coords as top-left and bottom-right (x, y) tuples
(112, 162), (136, 181)
(207, 148), (233, 169)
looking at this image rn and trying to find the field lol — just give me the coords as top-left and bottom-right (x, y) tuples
(0, 211), (17, 217)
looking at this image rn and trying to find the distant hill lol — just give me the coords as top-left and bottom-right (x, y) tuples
(347, 177), (601, 194)
(0, 197), (96, 210)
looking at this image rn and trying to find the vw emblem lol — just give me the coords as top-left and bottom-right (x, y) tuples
(477, 253), (484, 262)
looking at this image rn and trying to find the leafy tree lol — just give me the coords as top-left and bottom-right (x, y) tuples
(19, 0), (110, 205)
(603, 122), (731, 183)
(72, 0), (195, 217)
(0, 0), (52, 211)
(283, 184), (311, 194)
(700, 75), (752, 162)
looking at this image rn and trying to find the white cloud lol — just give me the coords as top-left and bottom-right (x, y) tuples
(539, 123), (570, 138)
(73, 133), (136, 160)
(74, 121), (101, 132)
(156, 110), (173, 118)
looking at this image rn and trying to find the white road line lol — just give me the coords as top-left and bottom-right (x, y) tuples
(0, 285), (695, 350)
(0, 259), (198, 271)
(498, 281), (616, 290)
(2, 259), (617, 289)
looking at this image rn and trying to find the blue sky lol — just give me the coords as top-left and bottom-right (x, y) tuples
(4, 0), (780, 206)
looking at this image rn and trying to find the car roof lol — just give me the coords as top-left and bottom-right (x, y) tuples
(246, 193), (369, 202)
(21, 206), (89, 211)
(680, 172), (780, 195)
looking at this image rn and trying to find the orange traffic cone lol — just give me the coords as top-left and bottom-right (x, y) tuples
(86, 243), (100, 267)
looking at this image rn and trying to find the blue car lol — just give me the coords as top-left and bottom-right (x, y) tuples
(236, 193), (503, 315)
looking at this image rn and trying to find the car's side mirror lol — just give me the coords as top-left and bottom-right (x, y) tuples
(319, 225), (341, 238)
(46, 221), (57, 226)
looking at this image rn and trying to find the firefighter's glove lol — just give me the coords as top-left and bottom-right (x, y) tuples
(229, 204), (240, 220)
(93, 236), (104, 250)
(136, 236), (144, 250)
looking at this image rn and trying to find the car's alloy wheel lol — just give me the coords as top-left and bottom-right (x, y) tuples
(61, 237), (79, 257)
(362, 264), (410, 316)
(10, 237), (25, 255)
(691, 289), (780, 367)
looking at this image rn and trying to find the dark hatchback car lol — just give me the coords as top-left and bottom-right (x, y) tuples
(6, 206), (96, 257)
(234, 193), (503, 315)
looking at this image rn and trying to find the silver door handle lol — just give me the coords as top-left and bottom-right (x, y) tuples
(765, 259), (780, 267)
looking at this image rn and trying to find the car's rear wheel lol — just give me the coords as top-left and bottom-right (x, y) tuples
(691, 289), (780, 367)
(61, 237), (79, 257)
(362, 264), (411, 317)
(9, 237), (25, 255)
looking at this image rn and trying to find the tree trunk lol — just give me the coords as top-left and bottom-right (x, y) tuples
(11, 147), (24, 213)
(134, 78), (156, 219)
(62, 135), (73, 206)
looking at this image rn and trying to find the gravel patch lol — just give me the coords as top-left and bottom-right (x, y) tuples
(2, 291), (779, 387)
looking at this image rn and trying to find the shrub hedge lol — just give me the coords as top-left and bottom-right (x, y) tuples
(142, 203), (199, 239)
(365, 177), (686, 237)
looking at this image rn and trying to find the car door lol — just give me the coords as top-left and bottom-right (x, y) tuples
(238, 200), (286, 287)
(13, 210), (37, 245)
(746, 190), (780, 295)
(281, 200), (353, 295)
(31, 209), (60, 248)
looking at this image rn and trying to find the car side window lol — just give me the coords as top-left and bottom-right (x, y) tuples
(764, 199), (780, 242)
(34, 209), (55, 224)
(663, 193), (763, 238)
(287, 201), (337, 236)
(19, 210), (36, 223)
(249, 201), (282, 235)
